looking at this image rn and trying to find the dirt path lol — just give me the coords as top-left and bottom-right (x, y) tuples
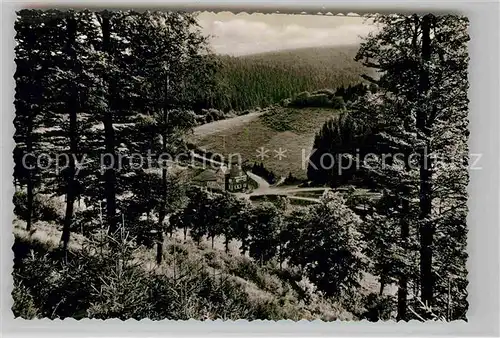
(245, 171), (332, 203)
(192, 112), (264, 137)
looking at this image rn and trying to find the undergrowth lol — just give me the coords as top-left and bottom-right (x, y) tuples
(12, 223), (356, 321)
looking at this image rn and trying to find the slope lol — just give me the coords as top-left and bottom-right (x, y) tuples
(187, 106), (342, 180)
(213, 45), (369, 111)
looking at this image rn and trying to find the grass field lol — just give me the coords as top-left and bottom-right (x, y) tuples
(188, 107), (342, 180)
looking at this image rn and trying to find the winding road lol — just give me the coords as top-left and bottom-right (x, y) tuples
(187, 150), (379, 205)
(244, 171), (329, 203)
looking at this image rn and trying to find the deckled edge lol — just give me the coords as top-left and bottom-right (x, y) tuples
(2, 1), (498, 336)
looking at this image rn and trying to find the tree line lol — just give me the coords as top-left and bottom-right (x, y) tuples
(167, 187), (364, 299)
(308, 14), (469, 320)
(13, 10), (469, 321)
(210, 47), (367, 111)
(13, 10), (218, 262)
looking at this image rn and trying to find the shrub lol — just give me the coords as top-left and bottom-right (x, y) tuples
(360, 293), (395, 322)
(283, 172), (301, 185)
(288, 91), (345, 109)
(331, 96), (346, 109)
(305, 93), (331, 107)
(291, 192), (365, 298)
(13, 190), (29, 222)
(289, 91), (310, 107)
(13, 191), (64, 224)
(36, 195), (63, 223)
(11, 281), (39, 319)
(204, 250), (224, 270)
(280, 98), (291, 107)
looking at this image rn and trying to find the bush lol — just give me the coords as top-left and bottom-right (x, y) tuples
(361, 293), (394, 321)
(306, 93), (331, 107)
(331, 96), (346, 109)
(36, 195), (64, 223)
(283, 172), (301, 185)
(11, 211), (354, 320)
(288, 91), (345, 109)
(13, 190), (29, 221)
(280, 98), (291, 107)
(204, 250), (224, 270)
(289, 91), (310, 107)
(13, 191), (63, 224)
(251, 162), (276, 184)
(11, 281), (39, 319)
(253, 299), (284, 320)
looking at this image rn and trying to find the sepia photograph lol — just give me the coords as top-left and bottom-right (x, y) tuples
(12, 9), (469, 322)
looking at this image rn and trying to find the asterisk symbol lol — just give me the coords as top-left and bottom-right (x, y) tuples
(256, 147), (270, 160)
(274, 148), (288, 160)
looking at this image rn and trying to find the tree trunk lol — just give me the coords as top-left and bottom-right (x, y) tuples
(62, 187), (75, 252)
(379, 275), (385, 296)
(103, 113), (117, 235)
(61, 15), (78, 254)
(156, 131), (167, 265)
(278, 243), (283, 270)
(397, 159), (411, 321)
(397, 15), (422, 320)
(157, 69), (171, 264)
(397, 228), (409, 320)
(25, 116), (34, 231)
(417, 14), (434, 308)
(156, 231), (163, 265)
(99, 14), (118, 236)
(26, 166), (34, 231)
(157, 166), (167, 264)
(241, 237), (247, 256)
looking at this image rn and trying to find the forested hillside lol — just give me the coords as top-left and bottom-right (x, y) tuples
(210, 46), (369, 111)
(188, 106), (341, 180)
(12, 10), (469, 322)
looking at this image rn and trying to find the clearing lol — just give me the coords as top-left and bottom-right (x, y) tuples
(187, 107), (342, 180)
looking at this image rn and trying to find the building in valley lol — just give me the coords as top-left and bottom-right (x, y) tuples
(192, 164), (248, 192)
(226, 164), (247, 192)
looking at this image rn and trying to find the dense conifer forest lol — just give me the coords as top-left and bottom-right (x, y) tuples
(12, 10), (469, 322)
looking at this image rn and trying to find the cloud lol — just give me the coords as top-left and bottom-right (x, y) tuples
(198, 16), (375, 56)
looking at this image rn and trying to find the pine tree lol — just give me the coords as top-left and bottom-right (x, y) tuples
(13, 10), (60, 231)
(307, 112), (375, 187)
(122, 11), (215, 263)
(248, 203), (280, 265)
(299, 192), (364, 298)
(354, 13), (469, 319)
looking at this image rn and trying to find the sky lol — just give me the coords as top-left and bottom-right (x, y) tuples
(197, 12), (376, 56)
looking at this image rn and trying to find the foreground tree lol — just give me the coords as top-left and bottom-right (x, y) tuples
(298, 192), (364, 298)
(13, 10), (60, 231)
(248, 203), (281, 265)
(123, 11), (215, 263)
(354, 14), (469, 319)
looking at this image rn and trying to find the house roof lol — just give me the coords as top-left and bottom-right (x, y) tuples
(192, 170), (217, 182)
(193, 164), (244, 183)
(229, 164), (244, 177)
(193, 167), (227, 182)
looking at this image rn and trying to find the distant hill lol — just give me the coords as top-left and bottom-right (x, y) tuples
(187, 106), (343, 180)
(212, 45), (369, 111)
